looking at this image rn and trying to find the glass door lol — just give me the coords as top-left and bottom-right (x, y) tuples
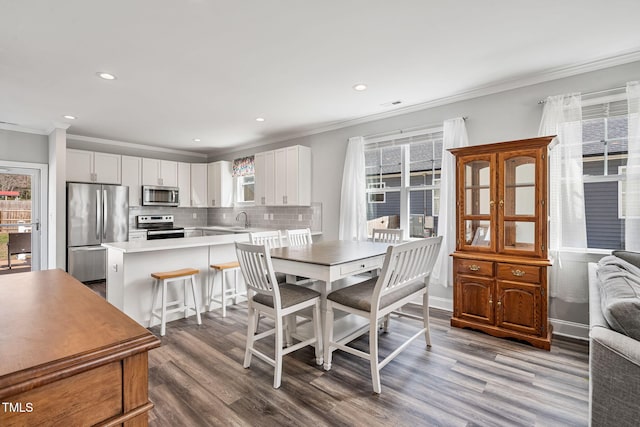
(0, 165), (42, 273)
(498, 150), (540, 256)
(458, 154), (496, 252)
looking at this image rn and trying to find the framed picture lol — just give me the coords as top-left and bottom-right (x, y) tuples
(471, 226), (491, 246)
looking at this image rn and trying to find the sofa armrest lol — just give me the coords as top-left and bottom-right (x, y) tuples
(590, 326), (640, 426)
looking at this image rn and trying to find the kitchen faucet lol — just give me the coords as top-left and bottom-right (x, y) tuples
(236, 211), (249, 228)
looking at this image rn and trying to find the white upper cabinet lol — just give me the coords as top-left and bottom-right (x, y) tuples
(207, 161), (233, 207)
(190, 163), (208, 208)
(121, 156), (142, 206)
(177, 162), (191, 207)
(256, 145), (310, 206)
(142, 158), (178, 187)
(66, 149), (121, 184)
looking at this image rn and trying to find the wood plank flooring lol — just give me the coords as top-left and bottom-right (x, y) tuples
(145, 304), (589, 427)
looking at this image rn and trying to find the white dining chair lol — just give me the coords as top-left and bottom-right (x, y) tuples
(249, 230), (284, 250)
(286, 228), (313, 247)
(235, 242), (322, 389)
(322, 236), (442, 394)
(372, 228), (404, 244)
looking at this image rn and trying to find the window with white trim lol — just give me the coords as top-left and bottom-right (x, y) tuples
(232, 156), (255, 204)
(364, 128), (443, 238)
(582, 95), (629, 249)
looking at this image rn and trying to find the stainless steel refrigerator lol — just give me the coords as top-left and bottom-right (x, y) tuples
(67, 183), (129, 282)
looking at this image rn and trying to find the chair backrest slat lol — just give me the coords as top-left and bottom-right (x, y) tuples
(286, 228), (312, 247)
(235, 242), (282, 307)
(249, 230), (284, 249)
(372, 228), (404, 244)
(372, 236), (443, 309)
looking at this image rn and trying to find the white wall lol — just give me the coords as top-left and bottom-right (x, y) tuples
(214, 60), (640, 339)
(0, 129), (49, 163)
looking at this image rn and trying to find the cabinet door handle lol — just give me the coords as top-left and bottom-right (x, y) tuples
(489, 295), (493, 305)
(468, 264), (480, 272)
(499, 199), (504, 208)
(489, 200), (495, 208)
(511, 269), (525, 277)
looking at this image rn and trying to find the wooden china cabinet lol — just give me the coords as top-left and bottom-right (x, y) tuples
(449, 136), (554, 350)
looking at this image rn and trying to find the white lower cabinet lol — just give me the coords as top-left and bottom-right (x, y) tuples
(129, 230), (147, 241)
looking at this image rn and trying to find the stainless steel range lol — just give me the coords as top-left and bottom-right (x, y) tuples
(136, 215), (185, 240)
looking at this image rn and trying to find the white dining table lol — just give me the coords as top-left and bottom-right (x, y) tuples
(270, 240), (390, 345)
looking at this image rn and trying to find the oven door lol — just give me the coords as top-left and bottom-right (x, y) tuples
(146, 229), (185, 240)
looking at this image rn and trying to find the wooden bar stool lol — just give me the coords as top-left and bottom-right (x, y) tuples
(150, 268), (202, 336)
(208, 261), (245, 317)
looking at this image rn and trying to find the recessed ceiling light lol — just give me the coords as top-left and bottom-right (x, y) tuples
(63, 115), (76, 120)
(256, 117), (265, 122)
(193, 138), (201, 142)
(353, 83), (368, 91)
(96, 72), (117, 80)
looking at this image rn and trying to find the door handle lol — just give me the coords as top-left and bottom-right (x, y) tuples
(96, 189), (101, 240)
(103, 190), (108, 237)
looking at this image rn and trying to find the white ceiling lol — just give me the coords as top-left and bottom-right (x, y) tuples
(2, 1), (640, 155)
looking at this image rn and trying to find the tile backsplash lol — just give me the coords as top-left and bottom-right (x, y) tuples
(129, 203), (322, 232)
(207, 202), (322, 232)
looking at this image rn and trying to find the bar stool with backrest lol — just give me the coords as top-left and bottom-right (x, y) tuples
(207, 260), (244, 317)
(323, 236), (442, 394)
(235, 242), (322, 389)
(150, 267), (202, 336)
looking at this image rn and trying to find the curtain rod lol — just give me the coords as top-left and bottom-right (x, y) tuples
(363, 116), (467, 140)
(537, 86), (626, 104)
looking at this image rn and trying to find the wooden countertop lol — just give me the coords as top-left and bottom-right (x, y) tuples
(0, 269), (160, 399)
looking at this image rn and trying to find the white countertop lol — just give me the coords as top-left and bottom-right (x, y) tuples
(103, 233), (250, 253)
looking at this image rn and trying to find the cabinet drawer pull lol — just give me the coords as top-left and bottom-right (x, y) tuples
(468, 264), (481, 272)
(511, 269), (526, 277)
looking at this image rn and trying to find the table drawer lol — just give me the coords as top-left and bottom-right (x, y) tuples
(340, 257), (384, 276)
(496, 263), (541, 283)
(456, 259), (493, 277)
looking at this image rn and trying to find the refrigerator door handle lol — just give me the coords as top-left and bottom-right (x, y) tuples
(103, 189), (108, 238)
(96, 189), (102, 240)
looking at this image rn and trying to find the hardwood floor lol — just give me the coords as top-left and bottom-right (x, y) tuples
(145, 304), (589, 427)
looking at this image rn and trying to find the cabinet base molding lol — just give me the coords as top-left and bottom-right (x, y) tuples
(451, 317), (552, 350)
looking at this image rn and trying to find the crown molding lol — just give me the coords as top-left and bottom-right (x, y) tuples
(67, 134), (208, 158)
(213, 47), (640, 157)
(0, 122), (49, 135)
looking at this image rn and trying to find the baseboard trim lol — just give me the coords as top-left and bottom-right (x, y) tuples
(550, 318), (589, 341)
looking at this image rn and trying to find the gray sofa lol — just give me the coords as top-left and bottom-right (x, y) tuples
(588, 251), (640, 426)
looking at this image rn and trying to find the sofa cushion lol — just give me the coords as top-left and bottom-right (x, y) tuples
(597, 258), (640, 341)
(612, 250), (640, 269)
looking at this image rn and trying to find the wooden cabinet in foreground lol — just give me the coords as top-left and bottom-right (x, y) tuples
(450, 136), (554, 350)
(0, 270), (160, 426)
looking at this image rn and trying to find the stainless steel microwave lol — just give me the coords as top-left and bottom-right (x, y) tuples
(142, 185), (179, 206)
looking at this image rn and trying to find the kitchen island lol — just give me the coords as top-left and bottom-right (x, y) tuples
(103, 233), (251, 327)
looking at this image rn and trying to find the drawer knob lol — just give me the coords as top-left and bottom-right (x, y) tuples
(468, 264), (481, 272)
(511, 269), (525, 277)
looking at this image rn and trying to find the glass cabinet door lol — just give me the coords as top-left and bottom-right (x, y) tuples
(498, 150), (540, 256)
(459, 155), (495, 251)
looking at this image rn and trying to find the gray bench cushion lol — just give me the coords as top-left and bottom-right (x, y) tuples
(597, 264), (640, 341)
(253, 284), (320, 309)
(327, 277), (425, 312)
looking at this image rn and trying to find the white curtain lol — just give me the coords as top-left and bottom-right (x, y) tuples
(338, 136), (368, 241)
(626, 82), (640, 251)
(432, 117), (469, 287)
(538, 93), (588, 302)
